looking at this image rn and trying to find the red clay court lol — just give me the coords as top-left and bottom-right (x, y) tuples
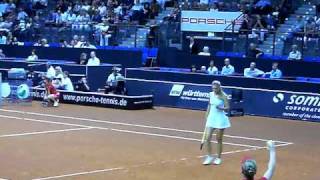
(0, 102), (319, 180)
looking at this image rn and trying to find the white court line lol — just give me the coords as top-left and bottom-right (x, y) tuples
(32, 167), (125, 180)
(0, 109), (292, 144)
(33, 147), (258, 180)
(0, 114), (263, 149)
(33, 142), (294, 180)
(0, 127), (93, 138)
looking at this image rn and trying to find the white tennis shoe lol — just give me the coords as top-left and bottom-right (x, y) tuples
(53, 101), (59, 107)
(213, 158), (222, 165)
(202, 155), (214, 165)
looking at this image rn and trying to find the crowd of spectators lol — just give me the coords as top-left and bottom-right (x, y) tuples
(191, 58), (282, 79)
(0, 0), (166, 47)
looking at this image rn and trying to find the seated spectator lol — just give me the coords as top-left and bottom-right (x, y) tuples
(73, 10), (90, 30)
(0, 32), (7, 44)
(199, 66), (207, 73)
(75, 35), (86, 48)
(244, 62), (264, 78)
(46, 64), (55, 79)
(59, 39), (70, 47)
(17, 8), (28, 21)
(96, 18), (112, 46)
(80, 41), (96, 49)
(198, 46), (211, 56)
(147, 24), (157, 47)
(104, 67), (124, 94)
(75, 77), (90, 92)
(207, 60), (218, 75)
(150, 0), (160, 17)
(62, 71), (74, 91)
(53, 66), (64, 89)
(33, 0), (48, 9)
(40, 38), (49, 47)
(288, 44), (302, 60)
(79, 52), (88, 65)
(264, 62), (282, 79)
(35, 73), (47, 88)
(221, 58), (235, 76)
(87, 51), (100, 66)
(11, 37), (24, 46)
(246, 43), (263, 59)
(189, 36), (199, 55)
(190, 65), (197, 73)
(26, 49), (38, 61)
(0, 48), (6, 58)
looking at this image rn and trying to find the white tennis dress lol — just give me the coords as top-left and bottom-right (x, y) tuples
(206, 92), (231, 129)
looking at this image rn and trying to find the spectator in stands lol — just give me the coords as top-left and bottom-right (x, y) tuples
(244, 62), (264, 78)
(0, 16), (13, 31)
(26, 49), (38, 61)
(189, 36), (199, 55)
(264, 62), (282, 79)
(198, 46), (211, 56)
(207, 60), (218, 75)
(0, 32), (7, 44)
(59, 39), (70, 47)
(150, 0), (160, 18)
(77, 52), (87, 65)
(105, 67), (124, 94)
(53, 66), (64, 89)
(46, 64), (55, 79)
(35, 73), (46, 88)
(253, 15), (267, 42)
(246, 43), (263, 59)
(40, 38), (49, 47)
(65, 9), (77, 26)
(33, 0), (48, 9)
(75, 77), (90, 92)
(87, 51), (101, 66)
(11, 37), (23, 45)
(96, 18), (112, 46)
(80, 41), (96, 49)
(147, 24), (157, 47)
(221, 58), (235, 76)
(199, 66), (207, 73)
(317, 3), (320, 17)
(75, 35), (86, 48)
(0, 49), (5, 58)
(288, 44), (302, 60)
(73, 10), (90, 30)
(191, 65), (197, 73)
(62, 71), (74, 91)
(242, 141), (276, 180)
(17, 8), (28, 21)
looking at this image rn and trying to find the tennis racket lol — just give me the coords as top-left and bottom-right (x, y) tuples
(200, 127), (206, 150)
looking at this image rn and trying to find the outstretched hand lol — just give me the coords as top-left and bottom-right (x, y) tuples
(266, 140), (275, 150)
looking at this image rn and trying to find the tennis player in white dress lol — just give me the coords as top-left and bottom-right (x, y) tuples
(202, 80), (231, 165)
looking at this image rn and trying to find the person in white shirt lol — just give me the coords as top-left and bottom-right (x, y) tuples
(96, 18), (111, 46)
(198, 46), (211, 56)
(46, 64), (55, 79)
(244, 62), (264, 78)
(288, 44), (302, 60)
(207, 60), (218, 75)
(105, 67), (123, 94)
(87, 51), (100, 66)
(26, 49), (38, 61)
(62, 71), (74, 91)
(221, 58), (235, 76)
(53, 66), (64, 89)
